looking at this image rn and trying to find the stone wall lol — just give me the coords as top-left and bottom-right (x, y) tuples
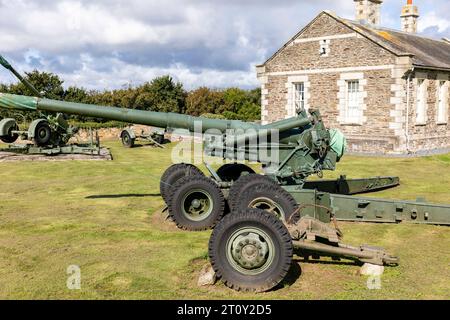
(406, 70), (450, 153)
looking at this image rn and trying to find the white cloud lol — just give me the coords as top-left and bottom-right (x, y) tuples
(58, 56), (260, 90)
(418, 11), (450, 33)
(0, 0), (448, 90)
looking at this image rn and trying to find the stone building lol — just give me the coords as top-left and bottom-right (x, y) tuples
(256, 0), (450, 154)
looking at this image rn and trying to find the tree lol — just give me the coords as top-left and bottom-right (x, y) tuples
(8, 70), (64, 100)
(134, 75), (186, 113)
(185, 87), (224, 116)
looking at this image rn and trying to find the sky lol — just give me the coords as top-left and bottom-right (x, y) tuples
(0, 0), (448, 91)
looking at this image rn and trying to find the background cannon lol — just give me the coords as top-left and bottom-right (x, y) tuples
(0, 55), (100, 155)
(120, 127), (167, 148)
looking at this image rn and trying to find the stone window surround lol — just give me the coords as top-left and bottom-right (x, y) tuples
(414, 71), (428, 126)
(337, 72), (367, 125)
(259, 75), (269, 125)
(436, 74), (450, 125)
(285, 75), (310, 118)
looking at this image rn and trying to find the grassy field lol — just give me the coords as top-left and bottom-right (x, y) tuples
(0, 140), (449, 300)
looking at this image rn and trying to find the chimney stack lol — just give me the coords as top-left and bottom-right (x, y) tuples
(401, 0), (419, 33)
(354, 0), (383, 25)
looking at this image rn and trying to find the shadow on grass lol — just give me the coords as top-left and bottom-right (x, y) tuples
(86, 193), (160, 199)
(273, 262), (302, 291)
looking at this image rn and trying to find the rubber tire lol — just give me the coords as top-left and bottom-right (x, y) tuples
(228, 174), (279, 211)
(216, 163), (255, 182)
(233, 183), (299, 222)
(160, 163), (204, 204)
(0, 124), (19, 143)
(121, 131), (135, 148)
(168, 175), (225, 231)
(33, 121), (52, 146)
(209, 208), (293, 292)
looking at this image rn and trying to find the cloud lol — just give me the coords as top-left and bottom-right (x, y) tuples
(419, 11), (450, 38)
(0, 0), (448, 90)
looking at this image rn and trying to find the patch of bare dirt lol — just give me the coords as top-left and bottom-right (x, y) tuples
(149, 206), (180, 232)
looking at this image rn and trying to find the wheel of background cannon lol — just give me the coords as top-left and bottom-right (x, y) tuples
(227, 174), (279, 211)
(33, 121), (52, 146)
(216, 163), (255, 182)
(167, 175), (225, 231)
(160, 163), (204, 203)
(232, 181), (299, 222)
(121, 131), (135, 148)
(209, 208), (293, 292)
(0, 124), (19, 143)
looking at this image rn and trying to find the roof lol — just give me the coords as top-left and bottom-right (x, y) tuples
(261, 11), (450, 71)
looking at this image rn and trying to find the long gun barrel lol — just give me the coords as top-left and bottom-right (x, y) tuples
(0, 93), (311, 134)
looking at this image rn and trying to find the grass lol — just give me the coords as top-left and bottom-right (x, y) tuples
(0, 140), (449, 299)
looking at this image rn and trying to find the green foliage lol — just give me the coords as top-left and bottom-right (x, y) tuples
(185, 87), (224, 116)
(186, 87), (261, 121)
(134, 76), (186, 113)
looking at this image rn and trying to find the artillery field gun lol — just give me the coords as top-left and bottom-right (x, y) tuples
(1, 55), (449, 292)
(0, 55), (100, 155)
(120, 126), (166, 148)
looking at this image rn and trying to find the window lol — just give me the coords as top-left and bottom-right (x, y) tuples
(293, 82), (306, 113)
(437, 81), (448, 124)
(416, 79), (427, 124)
(345, 80), (360, 122)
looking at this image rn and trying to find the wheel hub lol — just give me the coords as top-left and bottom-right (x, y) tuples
(231, 233), (268, 269)
(39, 128), (47, 138)
(181, 189), (213, 221)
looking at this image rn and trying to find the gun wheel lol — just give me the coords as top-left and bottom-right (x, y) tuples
(33, 121), (52, 146)
(216, 163), (255, 182)
(0, 123), (19, 143)
(168, 175), (225, 231)
(228, 174), (279, 212)
(209, 208), (293, 292)
(121, 131), (135, 148)
(160, 163), (204, 203)
(233, 182), (299, 223)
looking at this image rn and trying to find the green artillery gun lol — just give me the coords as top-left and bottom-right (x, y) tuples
(1, 78), (450, 292)
(0, 55), (100, 155)
(120, 127), (166, 148)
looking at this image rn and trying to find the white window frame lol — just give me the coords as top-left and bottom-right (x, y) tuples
(293, 82), (306, 113)
(437, 80), (448, 124)
(337, 72), (366, 125)
(345, 80), (361, 123)
(285, 75), (310, 118)
(416, 79), (427, 125)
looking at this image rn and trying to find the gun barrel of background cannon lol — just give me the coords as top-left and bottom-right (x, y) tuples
(0, 55), (42, 97)
(0, 93), (311, 134)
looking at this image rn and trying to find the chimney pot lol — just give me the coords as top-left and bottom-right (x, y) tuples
(401, 0), (419, 33)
